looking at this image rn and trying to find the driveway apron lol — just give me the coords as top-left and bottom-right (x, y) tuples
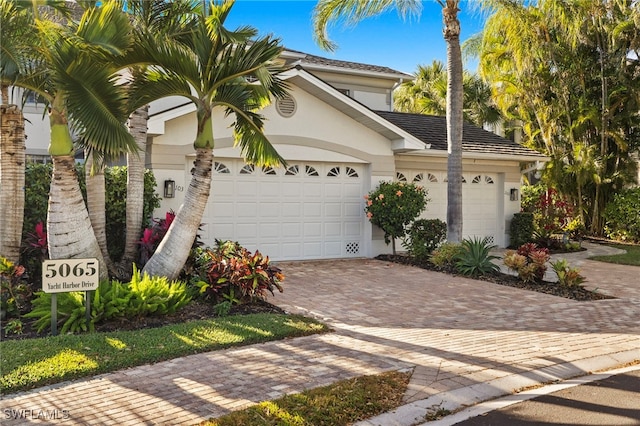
(2, 251), (639, 425)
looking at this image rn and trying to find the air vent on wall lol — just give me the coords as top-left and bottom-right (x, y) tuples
(276, 95), (296, 117)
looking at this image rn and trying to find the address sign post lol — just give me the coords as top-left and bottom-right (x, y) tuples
(42, 258), (99, 336)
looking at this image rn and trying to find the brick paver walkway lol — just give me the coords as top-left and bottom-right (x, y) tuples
(2, 243), (639, 425)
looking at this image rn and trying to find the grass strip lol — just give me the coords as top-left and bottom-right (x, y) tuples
(589, 244), (640, 266)
(201, 370), (411, 426)
(1, 314), (328, 394)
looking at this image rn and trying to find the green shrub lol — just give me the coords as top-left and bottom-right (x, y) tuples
(550, 259), (586, 287)
(455, 237), (500, 277)
(403, 219), (447, 261)
(127, 266), (191, 317)
(194, 240), (284, 306)
(0, 258), (33, 320)
(603, 188), (640, 243)
(365, 181), (428, 254)
(24, 271), (190, 334)
(429, 242), (464, 270)
(509, 212), (534, 248)
(21, 163), (161, 266)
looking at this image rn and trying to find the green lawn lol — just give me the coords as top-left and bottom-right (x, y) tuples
(589, 244), (640, 266)
(0, 314), (328, 394)
(201, 371), (412, 426)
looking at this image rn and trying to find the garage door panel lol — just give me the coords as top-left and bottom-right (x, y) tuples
(324, 183), (342, 198)
(282, 182), (302, 197)
(259, 223), (280, 238)
(212, 183), (234, 196)
(325, 203), (341, 217)
(282, 202), (301, 217)
(344, 202), (362, 217)
(237, 181), (257, 196)
(325, 222), (341, 237)
(210, 223), (234, 240)
(304, 203), (322, 217)
(343, 182), (362, 197)
(237, 202), (257, 217)
(305, 183), (323, 197)
(282, 243), (302, 258)
(236, 223), (257, 238)
(282, 223), (301, 237)
(304, 242), (322, 257)
(304, 222), (322, 237)
(260, 182), (280, 196)
(324, 241), (342, 257)
(344, 221), (361, 236)
(259, 202), (280, 217)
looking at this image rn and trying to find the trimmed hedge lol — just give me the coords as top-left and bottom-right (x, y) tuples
(603, 187), (640, 242)
(510, 212), (534, 248)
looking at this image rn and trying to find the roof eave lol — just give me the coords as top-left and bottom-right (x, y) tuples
(403, 149), (549, 162)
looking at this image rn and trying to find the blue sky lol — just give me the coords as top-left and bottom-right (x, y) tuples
(226, 0), (487, 75)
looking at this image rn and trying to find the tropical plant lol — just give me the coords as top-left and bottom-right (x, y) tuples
(133, 0), (288, 280)
(509, 212), (534, 248)
(476, 0), (640, 236)
(455, 237), (500, 277)
(403, 218), (447, 261)
(116, 0), (201, 275)
(429, 242), (464, 271)
(550, 258), (586, 287)
(5, 1), (139, 279)
(0, 257), (32, 320)
(394, 60), (501, 128)
(364, 181), (428, 254)
(25, 270), (191, 334)
(0, 1), (33, 262)
(194, 240), (285, 306)
(503, 243), (550, 283)
(603, 187), (640, 243)
(313, 0), (465, 243)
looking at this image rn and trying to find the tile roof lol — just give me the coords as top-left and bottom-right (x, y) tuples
(375, 111), (546, 158)
(285, 48), (411, 77)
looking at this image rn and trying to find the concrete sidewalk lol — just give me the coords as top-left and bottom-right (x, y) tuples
(1, 243), (639, 425)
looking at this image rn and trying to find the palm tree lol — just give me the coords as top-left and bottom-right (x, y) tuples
(394, 60), (501, 128)
(313, 0), (465, 242)
(135, 0), (288, 280)
(0, 1), (32, 262)
(113, 0), (200, 278)
(11, 1), (137, 279)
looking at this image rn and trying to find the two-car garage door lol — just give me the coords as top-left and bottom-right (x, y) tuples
(202, 159), (365, 260)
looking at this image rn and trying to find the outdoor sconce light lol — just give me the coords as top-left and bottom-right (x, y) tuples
(164, 179), (175, 198)
(510, 188), (519, 201)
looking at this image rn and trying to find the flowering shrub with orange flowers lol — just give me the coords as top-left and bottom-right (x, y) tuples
(364, 181), (428, 253)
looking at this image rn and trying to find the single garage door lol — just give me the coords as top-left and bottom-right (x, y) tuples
(202, 159), (365, 260)
(397, 170), (498, 244)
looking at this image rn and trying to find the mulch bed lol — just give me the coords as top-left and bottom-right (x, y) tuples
(376, 254), (615, 302)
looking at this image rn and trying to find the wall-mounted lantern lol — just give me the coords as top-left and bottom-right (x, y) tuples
(510, 188), (519, 201)
(164, 179), (175, 198)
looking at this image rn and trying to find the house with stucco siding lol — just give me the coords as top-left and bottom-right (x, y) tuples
(19, 48), (546, 260)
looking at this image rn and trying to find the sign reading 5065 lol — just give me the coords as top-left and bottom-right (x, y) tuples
(42, 258), (100, 293)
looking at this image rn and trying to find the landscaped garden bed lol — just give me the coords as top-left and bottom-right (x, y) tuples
(376, 254), (614, 301)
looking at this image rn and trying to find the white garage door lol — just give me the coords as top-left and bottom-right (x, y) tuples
(396, 170), (498, 243)
(202, 159), (365, 260)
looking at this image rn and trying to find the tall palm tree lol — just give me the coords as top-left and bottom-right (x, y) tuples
(11, 1), (137, 279)
(135, 0), (288, 280)
(114, 0), (200, 278)
(0, 1), (32, 262)
(394, 60), (501, 128)
(313, 0), (465, 242)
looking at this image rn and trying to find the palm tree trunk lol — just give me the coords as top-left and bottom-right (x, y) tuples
(0, 104), (26, 262)
(444, 0), (463, 243)
(143, 147), (212, 280)
(85, 154), (115, 275)
(48, 155), (107, 280)
(118, 106), (149, 276)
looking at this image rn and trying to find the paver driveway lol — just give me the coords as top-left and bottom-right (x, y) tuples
(2, 253), (639, 425)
